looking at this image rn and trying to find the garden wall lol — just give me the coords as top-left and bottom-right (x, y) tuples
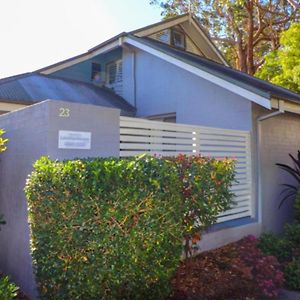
(0, 100), (120, 299)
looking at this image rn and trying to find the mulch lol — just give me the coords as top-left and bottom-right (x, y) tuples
(169, 241), (256, 300)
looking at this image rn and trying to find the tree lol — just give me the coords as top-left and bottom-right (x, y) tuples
(256, 22), (300, 93)
(150, 0), (300, 75)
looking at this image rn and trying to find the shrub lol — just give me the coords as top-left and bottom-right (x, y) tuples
(0, 129), (8, 153)
(171, 154), (235, 256)
(259, 223), (300, 291)
(171, 154), (235, 233)
(259, 223), (300, 263)
(295, 192), (300, 222)
(276, 150), (300, 208)
(238, 235), (284, 298)
(285, 259), (300, 290)
(258, 232), (292, 262)
(284, 223), (300, 253)
(25, 155), (235, 299)
(0, 276), (19, 300)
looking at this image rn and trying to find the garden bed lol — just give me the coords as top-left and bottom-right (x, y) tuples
(169, 236), (283, 300)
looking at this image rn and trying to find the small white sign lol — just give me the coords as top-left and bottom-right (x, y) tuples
(58, 130), (91, 150)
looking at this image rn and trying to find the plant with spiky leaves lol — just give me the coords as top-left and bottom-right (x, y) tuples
(276, 151), (300, 208)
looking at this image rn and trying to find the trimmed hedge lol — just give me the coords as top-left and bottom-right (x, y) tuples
(25, 155), (235, 299)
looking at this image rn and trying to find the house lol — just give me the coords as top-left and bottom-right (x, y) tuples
(1, 13), (300, 231)
(1, 13), (300, 287)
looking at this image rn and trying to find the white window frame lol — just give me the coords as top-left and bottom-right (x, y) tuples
(105, 59), (122, 88)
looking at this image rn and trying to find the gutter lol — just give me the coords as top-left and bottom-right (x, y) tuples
(256, 100), (285, 223)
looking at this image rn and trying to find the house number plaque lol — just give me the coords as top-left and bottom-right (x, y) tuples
(58, 130), (91, 149)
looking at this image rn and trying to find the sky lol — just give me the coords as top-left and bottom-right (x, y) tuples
(0, 0), (163, 79)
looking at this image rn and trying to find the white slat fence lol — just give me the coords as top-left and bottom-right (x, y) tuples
(120, 116), (253, 223)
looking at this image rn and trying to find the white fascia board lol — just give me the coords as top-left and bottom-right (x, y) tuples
(41, 40), (120, 75)
(125, 37), (271, 109)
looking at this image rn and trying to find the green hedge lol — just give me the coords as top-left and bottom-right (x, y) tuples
(25, 155), (235, 299)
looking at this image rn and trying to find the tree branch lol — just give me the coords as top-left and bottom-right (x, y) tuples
(287, 0), (300, 10)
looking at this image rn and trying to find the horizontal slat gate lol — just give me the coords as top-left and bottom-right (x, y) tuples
(120, 117), (253, 223)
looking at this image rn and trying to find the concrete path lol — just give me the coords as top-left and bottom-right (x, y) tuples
(277, 289), (300, 299)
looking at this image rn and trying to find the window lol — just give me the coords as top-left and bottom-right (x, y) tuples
(91, 63), (101, 81)
(106, 60), (122, 86)
(105, 60), (123, 96)
(152, 28), (186, 49)
(171, 29), (185, 49)
(156, 29), (171, 44)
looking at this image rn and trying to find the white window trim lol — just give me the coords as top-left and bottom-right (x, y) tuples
(105, 59), (122, 88)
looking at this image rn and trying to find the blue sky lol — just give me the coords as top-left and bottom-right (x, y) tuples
(0, 0), (163, 78)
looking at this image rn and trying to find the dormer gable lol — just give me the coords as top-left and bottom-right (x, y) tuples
(131, 14), (228, 66)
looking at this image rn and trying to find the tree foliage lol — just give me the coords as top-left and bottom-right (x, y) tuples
(150, 0), (300, 75)
(256, 22), (300, 93)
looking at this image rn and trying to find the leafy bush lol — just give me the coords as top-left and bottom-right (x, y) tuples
(25, 155), (235, 299)
(258, 232), (292, 262)
(238, 236), (284, 298)
(259, 223), (300, 291)
(285, 259), (300, 290)
(284, 223), (300, 253)
(276, 151), (300, 208)
(171, 154), (235, 256)
(0, 129), (8, 153)
(295, 192), (300, 222)
(171, 154), (235, 233)
(259, 223), (300, 263)
(0, 276), (19, 300)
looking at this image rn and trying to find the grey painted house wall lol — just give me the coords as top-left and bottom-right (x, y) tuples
(129, 49), (252, 131)
(0, 100), (120, 299)
(253, 104), (300, 233)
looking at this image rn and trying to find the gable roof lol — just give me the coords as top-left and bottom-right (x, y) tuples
(131, 14), (228, 66)
(0, 73), (135, 115)
(38, 14), (227, 75)
(124, 35), (300, 108)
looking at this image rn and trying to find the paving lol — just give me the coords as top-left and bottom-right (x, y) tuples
(277, 289), (300, 300)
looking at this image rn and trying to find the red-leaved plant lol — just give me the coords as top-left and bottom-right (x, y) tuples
(238, 235), (284, 298)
